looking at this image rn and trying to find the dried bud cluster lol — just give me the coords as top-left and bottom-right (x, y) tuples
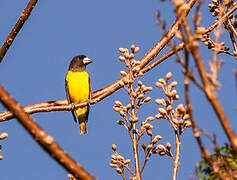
(67, 174), (76, 180)
(109, 146), (131, 176)
(201, 33), (229, 52)
(142, 139), (173, 158)
(155, 73), (191, 132)
(118, 45), (142, 84)
(208, 0), (236, 18)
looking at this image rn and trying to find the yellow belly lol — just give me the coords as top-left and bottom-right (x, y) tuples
(66, 70), (90, 107)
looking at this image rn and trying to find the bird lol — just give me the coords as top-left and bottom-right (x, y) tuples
(65, 55), (92, 134)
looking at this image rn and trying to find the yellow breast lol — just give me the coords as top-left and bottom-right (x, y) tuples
(66, 71), (90, 104)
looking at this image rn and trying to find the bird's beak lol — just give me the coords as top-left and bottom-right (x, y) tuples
(83, 57), (93, 65)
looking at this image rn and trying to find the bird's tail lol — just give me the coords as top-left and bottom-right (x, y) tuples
(79, 122), (88, 135)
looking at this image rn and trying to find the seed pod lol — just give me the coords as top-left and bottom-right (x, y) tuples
(158, 108), (167, 115)
(0, 133), (8, 140)
(129, 91), (136, 98)
(159, 151), (166, 156)
(152, 136), (161, 144)
(166, 72), (172, 80)
(116, 120), (125, 125)
(119, 48), (126, 53)
(129, 53), (134, 59)
(112, 144), (117, 151)
(171, 90), (177, 97)
(157, 144), (166, 151)
(144, 86), (152, 91)
(152, 138), (159, 144)
(158, 78), (165, 84)
(113, 106), (121, 112)
(146, 116), (154, 122)
(109, 163), (118, 168)
(138, 81), (142, 86)
(117, 155), (124, 161)
(119, 111), (125, 117)
(212, 0), (218, 5)
(156, 82), (163, 88)
(124, 52), (130, 59)
(147, 130), (152, 136)
(169, 81), (178, 88)
(112, 159), (119, 164)
(137, 72), (143, 77)
(124, 159), (131, 165)
(132, 117), (139, 123)
(126, 104), (132, 109)
(142, 143), (146, 150)
(144, 123), (152, 129)
(119, 56), (126, 62)
(114, 101), (122, 106)
(130, 44), (136, 52)
(175, 95), (180, 100)
(154, 135), (162, 141)
(166, 105), (172, 112)
(143, 97), (151, 103)
(184, 120), (192, 128)
(111, 154), (117, 160)
(155, 113), (163, 119)
(147, 144), (153, 150)
(177, 104), (185, 113)
(166, 142), (171, 150)
(183, 114), (190, 120)
(172, 119), (179, 126)
(116, 168), (122, 174)
(120, 71), (127, 76)
(138, 94), (144, 99)
(165, 91), (171, 98)
(155, 99), (163, 105)
(134, 47), (140, 53)
(208, 3), (215, 8)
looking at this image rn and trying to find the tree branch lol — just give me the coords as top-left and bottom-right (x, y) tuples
(190, 34), (237, 153)
(0, 43), (184, 122)
(0, 85), (95, 180)
(0, 0), (196, 121)
(0, 0), (38, 62)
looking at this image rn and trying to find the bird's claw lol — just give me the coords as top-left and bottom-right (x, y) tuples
(71, 103), (76, 110)
(86, 99), (91, 108)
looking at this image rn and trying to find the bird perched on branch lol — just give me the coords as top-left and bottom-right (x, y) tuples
(65, 55), (92, 134)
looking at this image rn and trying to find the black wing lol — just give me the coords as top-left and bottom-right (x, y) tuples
(85, 75), (91, 122)
(65, 78), (78, 123)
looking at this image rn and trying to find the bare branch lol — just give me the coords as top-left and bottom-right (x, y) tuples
(0, 0), (38, 62)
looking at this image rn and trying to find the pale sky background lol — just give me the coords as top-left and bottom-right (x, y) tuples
(0, 0), (236, 180)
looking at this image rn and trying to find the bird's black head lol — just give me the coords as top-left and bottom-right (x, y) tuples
(69, 55), (93, 72)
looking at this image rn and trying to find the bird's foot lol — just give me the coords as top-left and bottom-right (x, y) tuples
(86, 99), (91, 108)
(71, 103), (76, 110)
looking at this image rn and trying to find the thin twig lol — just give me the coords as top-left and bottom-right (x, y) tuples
(182, 16), (212, 169)
(172, 133), (181, 180)
(0, 0), (38, 62)
(0, 85), (95, 180)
